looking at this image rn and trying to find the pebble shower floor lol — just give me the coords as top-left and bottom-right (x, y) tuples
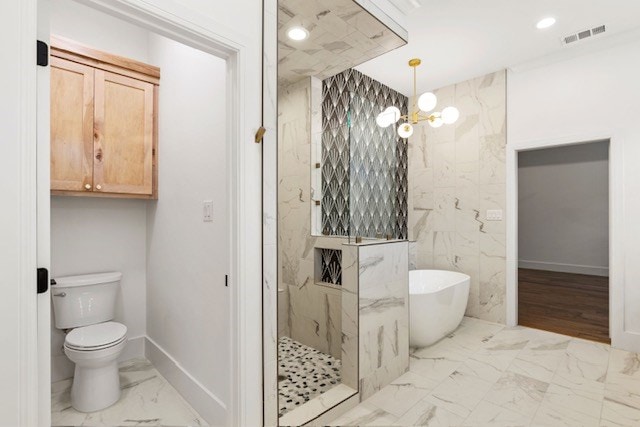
(278, 336), (342, 416)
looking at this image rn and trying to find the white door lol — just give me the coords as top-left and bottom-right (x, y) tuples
(0, 0), (42, 425)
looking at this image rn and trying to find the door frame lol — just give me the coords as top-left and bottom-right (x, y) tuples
(505, 131), (622, 346)
(32, 0), (263, 425)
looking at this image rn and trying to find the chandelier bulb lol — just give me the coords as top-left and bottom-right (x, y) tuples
(397, 123), (414, 138)
(429, 115), (444, 128)
(418, 92), (437, 113)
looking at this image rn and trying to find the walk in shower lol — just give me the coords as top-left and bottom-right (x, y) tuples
(275, 1), (408, 423)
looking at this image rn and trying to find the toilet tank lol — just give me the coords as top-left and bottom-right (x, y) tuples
(51, 272), (122, 329)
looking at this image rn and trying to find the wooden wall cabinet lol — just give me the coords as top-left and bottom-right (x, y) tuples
(50, 35), (159, 199)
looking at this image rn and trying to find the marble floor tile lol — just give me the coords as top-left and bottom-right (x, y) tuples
(425, 370), (494, 418)
(454, 317), (505, 343)
(532, 383), (603, 427)
(456, 347), (520, 383)
(531, 403), (599, 427)
(556, 339), (609, 384)
(51, 358), (206, 427)
(365, 371), (439, 417)
(462, 400), (531, 427)
(394, 399), (465, 426)
(508, 351), (563, 384)
(600, 398), (640, 427)
(410, 338), (472, 382)
(603, 373), (640, 411)
(482, 326), (532, 352)
(328, 401), (398, 426)
(607, 348), (640, 381)
(484, 371), (548, 417)
(326, 317), (637, 427)
(507, 335), (569, 384)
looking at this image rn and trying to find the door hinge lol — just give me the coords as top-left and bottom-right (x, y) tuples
(37, 268), (49, 294)
(37, 40), (48, 67)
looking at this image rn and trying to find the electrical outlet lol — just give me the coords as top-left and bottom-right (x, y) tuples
(203, 201), (213, 222)
(486, 209), (503, 221)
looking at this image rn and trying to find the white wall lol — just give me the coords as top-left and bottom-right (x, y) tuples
(518, 141), (609, 276)
(508, 38), (640, 348)
(145, 33), (229, 417)
(50, 0), (150, 61)
(49, 0), (152, 382)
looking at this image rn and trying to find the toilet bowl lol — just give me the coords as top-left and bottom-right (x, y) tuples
(63, 321), (128, 412)
(52, 271), (127, 412)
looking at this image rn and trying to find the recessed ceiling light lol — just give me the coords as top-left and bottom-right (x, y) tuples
(287, 27), (309, 41)
(536, 17), (556, 29)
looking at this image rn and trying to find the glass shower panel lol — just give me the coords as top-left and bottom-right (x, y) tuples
(348, 92), (403, 240)
(321, 87), (350, 236)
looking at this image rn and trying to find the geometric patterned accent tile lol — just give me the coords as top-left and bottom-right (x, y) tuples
(320, 248), (342, 285)
(321, 68), (408, 238)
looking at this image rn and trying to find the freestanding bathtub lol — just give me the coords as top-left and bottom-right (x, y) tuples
(409, 270), (470, 348)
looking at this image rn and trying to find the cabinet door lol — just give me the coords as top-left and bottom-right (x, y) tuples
(50, 57), (94, 192)
(94, 70), (154, 195)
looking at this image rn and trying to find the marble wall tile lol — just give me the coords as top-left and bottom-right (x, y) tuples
(277, 1), (405, 87)
(279, 79), (345, 359)
(357, 241), (409, 400)
(407, 70), (506, 325)
(433, 142), (456, 187)
(341, 245), (359, 389)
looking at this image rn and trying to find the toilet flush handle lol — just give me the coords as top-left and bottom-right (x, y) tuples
(53, 292), (66, 297)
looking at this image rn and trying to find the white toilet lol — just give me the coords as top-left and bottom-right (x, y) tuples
(51, 272), (128, 413)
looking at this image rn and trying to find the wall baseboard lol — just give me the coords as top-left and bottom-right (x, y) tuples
(518, 260), (609, 277)
(144, 336), (226, 425)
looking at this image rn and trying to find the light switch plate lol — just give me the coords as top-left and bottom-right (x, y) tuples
(203, 201), (213, 222)
(486, 209), (503, 221)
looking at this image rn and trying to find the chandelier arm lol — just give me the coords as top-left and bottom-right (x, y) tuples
(413, 63), (418, 113)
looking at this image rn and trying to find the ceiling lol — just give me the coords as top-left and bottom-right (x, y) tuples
(277, 0), (405, 86)
(356, 0), (640, 95)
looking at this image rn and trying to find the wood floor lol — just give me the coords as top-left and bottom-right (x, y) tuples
(518, 268), (610, 343)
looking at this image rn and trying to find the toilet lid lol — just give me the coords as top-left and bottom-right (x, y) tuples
(65, 321), (127, 350)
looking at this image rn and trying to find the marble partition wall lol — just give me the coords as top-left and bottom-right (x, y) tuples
(407, 70), (507, 323)
(355, 240), (409, 399)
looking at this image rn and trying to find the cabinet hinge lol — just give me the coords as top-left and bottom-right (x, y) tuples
(37, 40), (48, 67)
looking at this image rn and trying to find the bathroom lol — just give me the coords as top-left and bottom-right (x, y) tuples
(268, 0), (629, 426)
(268, 0), (505, 424)
(4, 0), (640, 426)
(47, 0), (230, 424)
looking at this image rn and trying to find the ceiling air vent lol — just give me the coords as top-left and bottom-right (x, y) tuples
(562, 24), (606, 46)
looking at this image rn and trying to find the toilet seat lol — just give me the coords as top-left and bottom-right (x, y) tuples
(65, 321), (127, 351)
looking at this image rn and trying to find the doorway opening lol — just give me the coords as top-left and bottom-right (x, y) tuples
(517, 140), (610, 343)
(45, 0), (234, 425)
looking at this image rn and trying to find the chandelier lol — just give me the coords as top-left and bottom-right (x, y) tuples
(376, 58), (459, 138)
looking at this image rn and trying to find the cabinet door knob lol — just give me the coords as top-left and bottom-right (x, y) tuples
(84, 184), (91, 190)
(96, 184), (102, 190)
